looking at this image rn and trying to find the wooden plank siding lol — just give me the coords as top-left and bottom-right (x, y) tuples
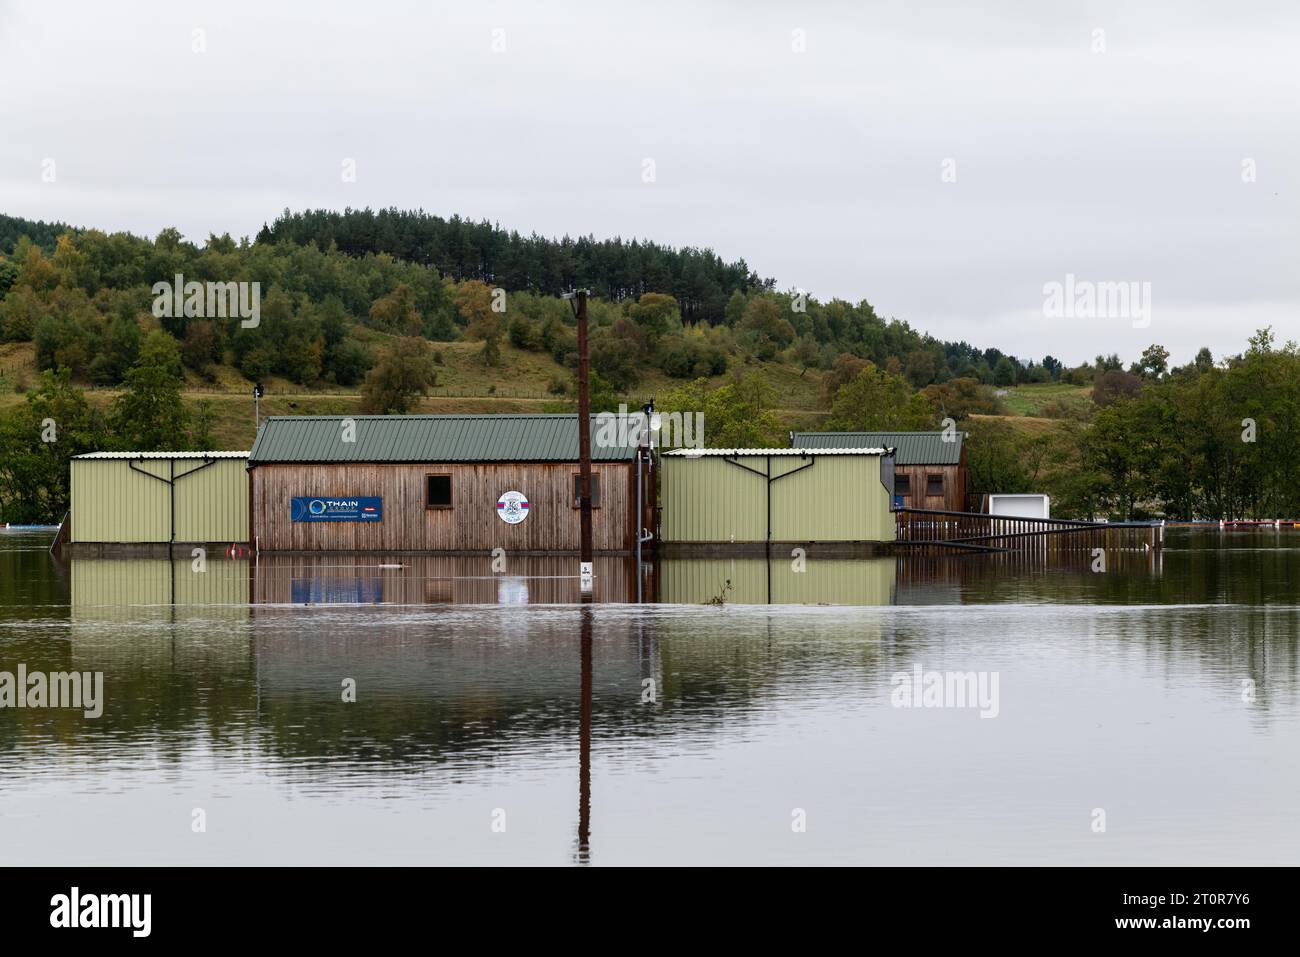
(250, 462), (637, 553)
(892, 449), (968, 512)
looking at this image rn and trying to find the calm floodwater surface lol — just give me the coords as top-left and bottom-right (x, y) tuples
(1, 529), (1298, 865)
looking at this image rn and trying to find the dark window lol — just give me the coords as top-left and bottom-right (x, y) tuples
(894, 474), (911, 497)
(426, 474), (452, 508)
(573, 473), (601, 508)
(927, 473), (944, 496)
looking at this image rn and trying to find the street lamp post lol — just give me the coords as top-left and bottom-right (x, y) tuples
(636, 398), (658, 602)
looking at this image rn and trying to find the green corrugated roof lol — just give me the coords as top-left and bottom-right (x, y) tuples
(791, 431), (965, 466)
(249, 414), (638, 464)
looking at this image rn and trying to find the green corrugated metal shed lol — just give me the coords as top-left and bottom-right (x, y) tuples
(70, 452), (249, 544)
(791, 431), (965, 465)
(249, 414), (637, 464)
(660, 449), (895, 544)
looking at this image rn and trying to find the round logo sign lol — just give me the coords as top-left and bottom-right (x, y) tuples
(309, 499), (326, 515)
(496, 491), (530, 524)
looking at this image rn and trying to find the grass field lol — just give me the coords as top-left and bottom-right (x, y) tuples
(996, 382), (1092, 416)
(967, 413), (1072, 437)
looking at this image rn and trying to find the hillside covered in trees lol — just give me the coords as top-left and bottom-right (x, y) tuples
(257, 208), (772, 327)
(2, 208), (1059, 390)
(2, 208), (1297, 525)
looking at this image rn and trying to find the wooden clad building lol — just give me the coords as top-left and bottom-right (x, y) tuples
(791, 431), (969, 512)
(247, 414), (649, 553)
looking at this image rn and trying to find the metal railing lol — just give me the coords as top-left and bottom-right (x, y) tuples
(894, 507), (1164, 554)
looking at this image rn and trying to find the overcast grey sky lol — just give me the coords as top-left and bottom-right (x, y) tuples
(2, 1), (1296, 365)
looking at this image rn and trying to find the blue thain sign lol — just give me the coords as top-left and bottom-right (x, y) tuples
(291, 497), (383, 522)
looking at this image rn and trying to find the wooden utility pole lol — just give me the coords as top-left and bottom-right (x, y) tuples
(571, 289), (594, 594)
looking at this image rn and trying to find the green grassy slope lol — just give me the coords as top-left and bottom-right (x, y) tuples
(1, 338), (831, 451)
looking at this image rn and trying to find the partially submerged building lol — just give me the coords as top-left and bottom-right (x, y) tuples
(658, 447), (896, 553)
(66, 451), (249, 555)
(791, 431), (968, 511)
(246, 414), (650, 553)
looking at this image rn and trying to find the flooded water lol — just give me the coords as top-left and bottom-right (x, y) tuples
(2, 529), (1298, 865)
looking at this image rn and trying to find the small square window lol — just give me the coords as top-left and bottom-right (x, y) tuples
(894, 474), (911, 497)
(426, 474), (452, 508)
(573, 473), (601, 508)
(927, 473), (944, 496)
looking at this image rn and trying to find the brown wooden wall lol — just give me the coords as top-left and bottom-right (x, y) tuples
(893, 452), (968, 512)
(251, 462), (637, 552)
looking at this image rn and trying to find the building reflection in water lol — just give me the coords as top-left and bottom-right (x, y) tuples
(252, 555), (647, 605)
(656, 557), (895, 605)
(66, 546), (1179, 614)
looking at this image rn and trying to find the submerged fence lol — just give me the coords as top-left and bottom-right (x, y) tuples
(894, 507), (1164, 555)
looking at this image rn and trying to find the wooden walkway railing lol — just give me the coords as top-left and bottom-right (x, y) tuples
(894, 507), (1164, 555)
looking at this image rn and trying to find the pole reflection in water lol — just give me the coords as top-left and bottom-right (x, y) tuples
(575, 605), (594, 864)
